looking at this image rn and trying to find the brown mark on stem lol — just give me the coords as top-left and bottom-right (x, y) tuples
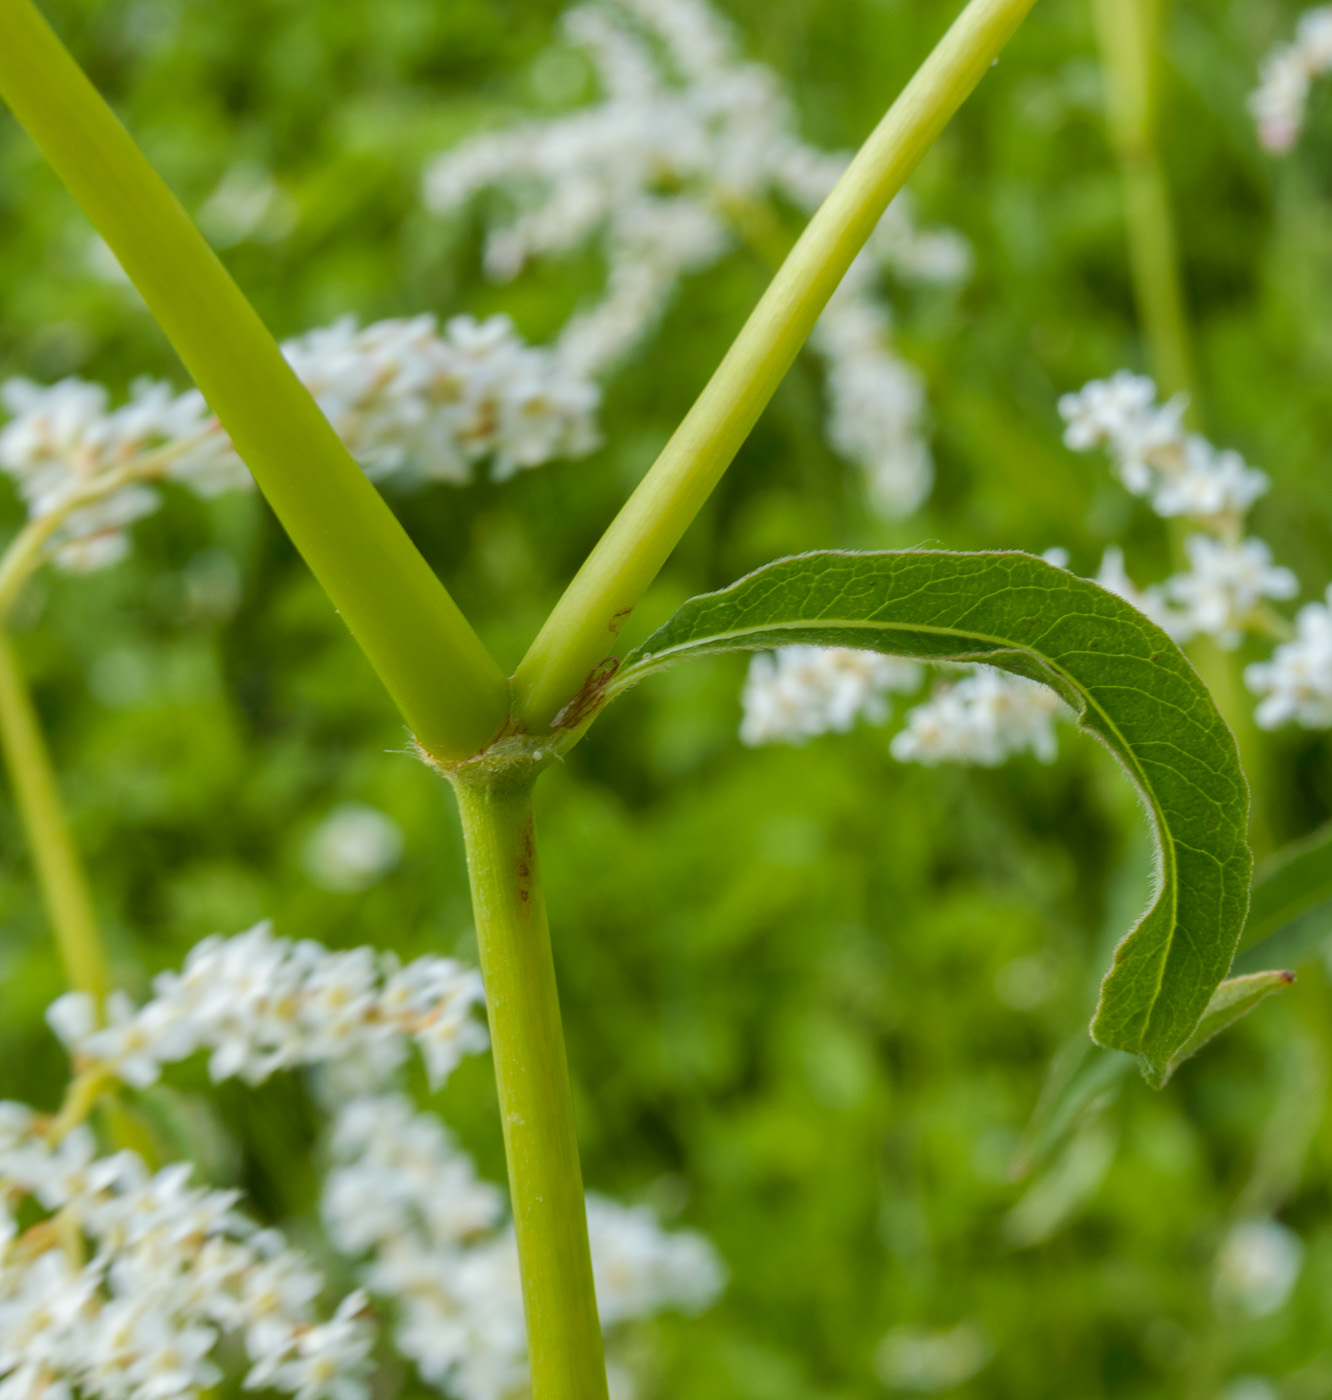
(515, 815), (536, 905)
(551, 657), (620, 732)
(608, 607), (633, 635)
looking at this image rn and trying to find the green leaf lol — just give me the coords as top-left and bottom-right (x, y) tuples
(1159, 970), (1295, 1083)
(608, 550), (1252, 1083)
(1015, 970), (1293, 1174)
(1234, 820), (1332, 975)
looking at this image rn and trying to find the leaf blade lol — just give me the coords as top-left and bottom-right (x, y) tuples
(611, 550), (1252, 1080)
(1161, 970), (1295, 1083)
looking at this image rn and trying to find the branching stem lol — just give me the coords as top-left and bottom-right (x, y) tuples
(0, 0), (509, 761)
(513, 0), (1041, 731)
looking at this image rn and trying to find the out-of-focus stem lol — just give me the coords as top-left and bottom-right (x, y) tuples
(0, 449), (184, 621)
(44, 1066), (116, 1143)
(514, 0), (1041, 731)
(451, 771), (607, 1400)
(0, 631), (110, 1002)
(1094, 0), (1275, 850)
(1093, 0), (1195, 405)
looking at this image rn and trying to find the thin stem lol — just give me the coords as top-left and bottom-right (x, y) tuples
(0, 446), (187, 621)
(513, 0), (1041, 731)
(1092, 0), (1195, 404)
(0, 631), (110, 1002)
(451, 772), (607, 1400)
(43, 1066), (116, 1143)
(0, 0), (509, 762)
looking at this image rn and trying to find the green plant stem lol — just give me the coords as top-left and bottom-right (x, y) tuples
(0, 0), (509, 762)
(1092, 0), (1194, 404)
(0, 631), (109, 1002)
(513, 0), (1041, 731)
(451, 771), (607, 1400)
(0, 449), (185, 621)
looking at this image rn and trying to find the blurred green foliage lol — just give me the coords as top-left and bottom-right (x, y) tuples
(2, 0), (1332, 1395)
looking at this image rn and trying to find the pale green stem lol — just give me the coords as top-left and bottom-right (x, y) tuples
(513, 0), (1041, 730)
(44, 1066), (116, 1143)
(451, 771), (607, 1400)
(0, 515), (66, 621)
(0, 0), (509, 762)
(1092, 0), (1195, 405)
(0, 631), (110, 1003)
(0, 443), (193, 621)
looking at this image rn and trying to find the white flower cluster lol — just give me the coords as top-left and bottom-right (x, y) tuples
(0, 378), (246, 573)
(739, 646), (921, 747)
(0, 314), (599, 577)
(889, 666), (1064, 767)
(1250, 7), (1332, 153)
(47, 921), (488, 1091)
(1060, 372), (1297, 649)
(737, 642), (1066, 768)
(322, 1093), (725, 1400)
(4, 922), (725, 1400)
(1061, 371), (1332, 730)
(0, 1105), (371, 1400)
(423, 0), (969, 518)
(1245, 584), (1332, 729)
(280, 314), (599, 485)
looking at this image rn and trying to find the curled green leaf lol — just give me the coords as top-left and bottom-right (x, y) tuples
(608, 550), (1252, 1083)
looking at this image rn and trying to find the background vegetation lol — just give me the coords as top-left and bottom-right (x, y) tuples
(2, 0), (1331, 1395)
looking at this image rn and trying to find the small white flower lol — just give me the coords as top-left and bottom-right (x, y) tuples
(52, 923), (487, 1095)
(1150, 440), (1269, 522)
(0, 1119), (366, 1400)
(322, 1094), (724, 1400)
(1245, 584), (1332, 729)
(585, 1195), (725, 1325)
(1214, 1219), (1303, 1317)
(1058, 372), (1188, 492)
(813, 281), (933, 516)
(198, 163), (295, 248)
(1166, 536), (1298, 649)
(890, 666), (1065, 768)
(302, 805), (404, 892)
(246, 1292), (372, 1400)
(739, 646), (921, 747)
(423, 0), (966, 517)
(46, 992), (97, 1051)
(0, 314), (599, 580)
(1251, 8), (1332, 153)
